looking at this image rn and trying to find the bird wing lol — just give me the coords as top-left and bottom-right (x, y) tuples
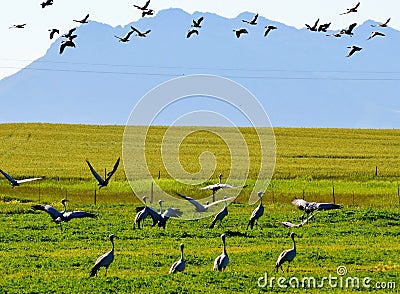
(316, 203), (341, 210)
(125, 30), (134, 39)
(146, 206), (161, 223)
(313, 18), (320, 28)
(142, 0), (150, 10)
(252, 13), (259, 22)
(217, 183), (247, 189)
(176, 193), (205, 211)
(162, 208), (183, 218)
(348, 23), (357, 31)
(199, 183), (219, 190)
(83, 14), (90, 21)
(86, 160), (105, 184)
(130, 26), (141, 34)
(291, 199), (309, 210)
(0, 169), (17, 184)
(105, 157), (120, 181)
(198, 16), (204, 25)
(144, 29), (151, 35)
(169, 259), (184, 273)
(59, 42), (67, 54)
(354, 2), (360, 9)
(300, 211), (319, 226)
(16, 177), (42, 184)
(204, 197), (233, 209)
(213, 254), (223, 270)
(32, 204), (63, 221)
(276, 221), (298, 228)
(63, 210), (96, 221)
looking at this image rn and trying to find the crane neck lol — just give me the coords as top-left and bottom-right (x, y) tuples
(159, 202), (163, 214)
(180, 247), (184, 260)
(111, 239), (115, 252)
(61, 201), (67, 214)
(292, 236), (296, 250)
(222, 238), (227, 254)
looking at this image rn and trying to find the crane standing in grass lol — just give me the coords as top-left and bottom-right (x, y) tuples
(169, 243), (185, 274)
(90, 234), (115, 277)
(275, 232), (297, 273)
(209, 196), (229, 228)
(134, 196), (149, 229)
(247, 192), (264, 230)
(213, 234), (229, 271)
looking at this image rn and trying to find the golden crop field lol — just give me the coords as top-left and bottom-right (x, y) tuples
(0, 123), (399, 206)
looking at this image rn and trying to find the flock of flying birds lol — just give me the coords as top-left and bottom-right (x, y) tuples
(8, 1), (392, 57)
(1, 158), (342, 275)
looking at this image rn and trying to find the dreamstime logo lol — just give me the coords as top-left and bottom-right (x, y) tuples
(257, 266), (397, 290)
(122, 74), (276, 220)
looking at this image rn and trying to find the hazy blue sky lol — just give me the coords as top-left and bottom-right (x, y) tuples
(1, 0), (397, 80)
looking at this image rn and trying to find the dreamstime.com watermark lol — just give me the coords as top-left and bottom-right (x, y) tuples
(257, 266), (397, 290)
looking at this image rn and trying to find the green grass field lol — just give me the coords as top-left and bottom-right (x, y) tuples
(0, 123), (399, 293)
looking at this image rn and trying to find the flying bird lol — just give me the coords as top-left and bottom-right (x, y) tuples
(233, 28), (248, 38)
(305, 18), (319, 32)
(0, 169), (42, 188)
(169, 243), (185, 274)
(347, 45), (362, 57)
(9, 24), (26, 29)
(176, 192), (232, 213)
(187, 29), (199, 38)
(133, 0), (151, 11)
(48, 28), (59, 39)
(130, 26), (151, 37)
(209, 196), (229, 228)
(247, 192), (264, 230)
(242, 13), (258, 25)
(292, 199), (342, 216)
(191, 16), (204, 28)
(40, 0), (53, 8)
(32, 198), (96, 223)
(318, 22), (331, 32)
(367, 31), (385, 40)
(342, 23), (357, 36)
(73, 14), (90, 24)
(199, 174), (247, 202)
(264, 25), (277, 37)
(90, 234), (115, 277)
(59, 40), (76, 54)
(340, 2), (360, 15)
(371, 18), (391, 28)
(86, 157), (120, 189)
(213, 234), (229, 271)
(115, 30), (134, 42)
(326, 31), (344, 38)
(31, 199), (66, 223)
(61, 28), (76, 39)
(141, 9), (154, 17)
(275, 232), (296, 273)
